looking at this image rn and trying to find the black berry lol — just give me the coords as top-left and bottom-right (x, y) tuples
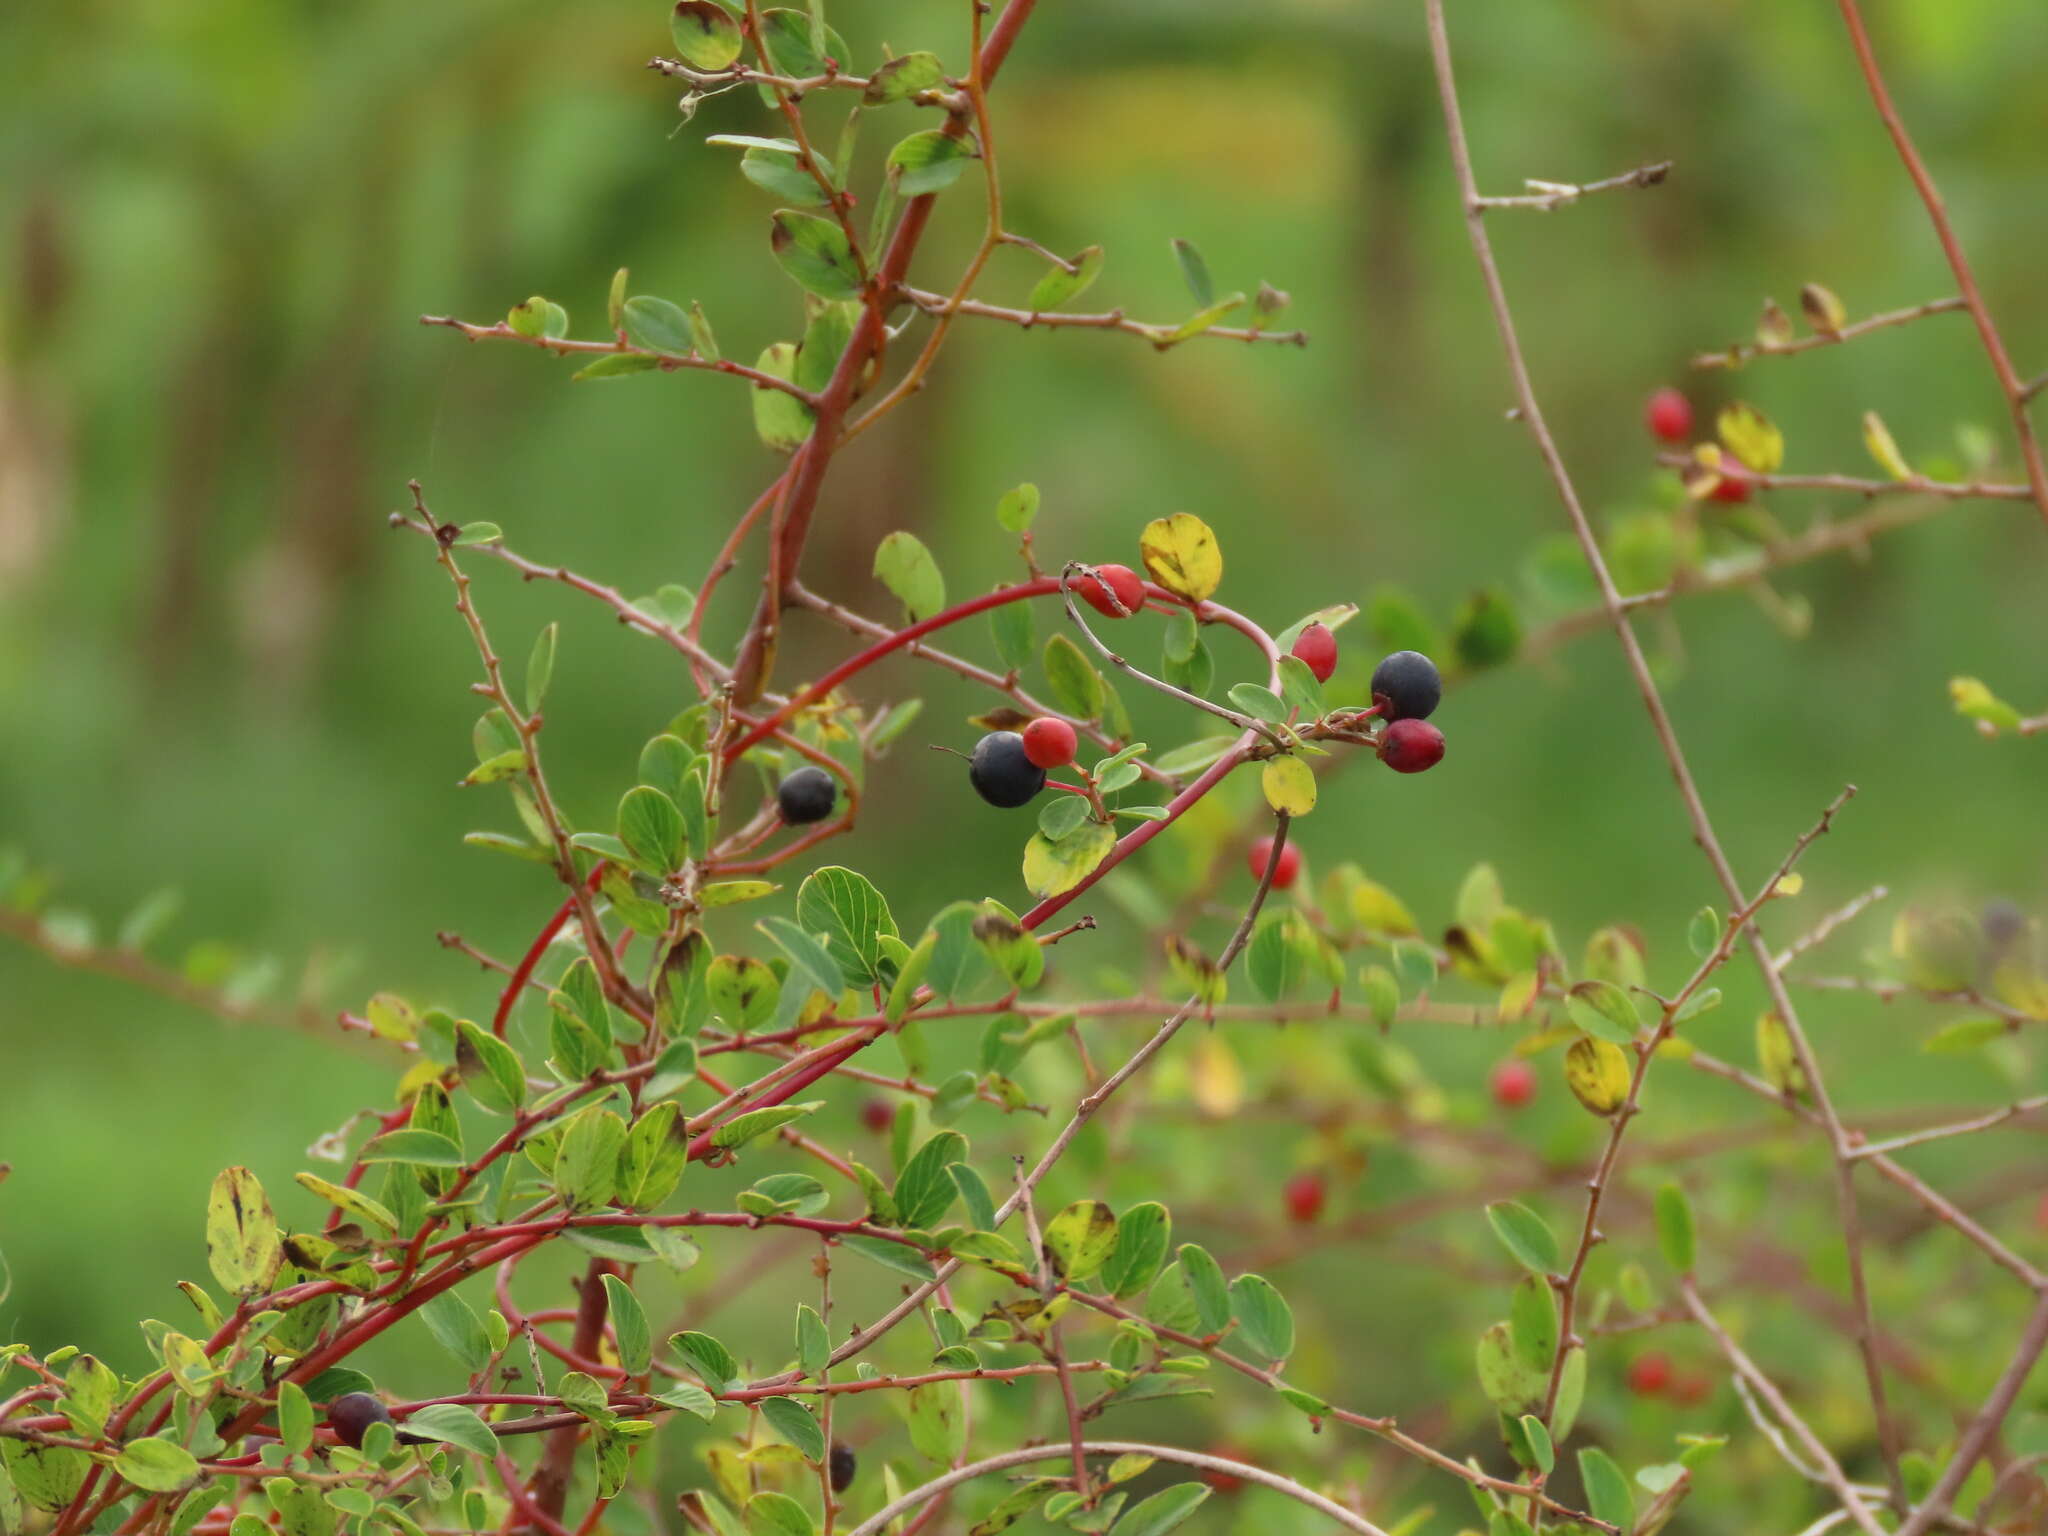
(968, 732), (1047, 808)
(776, 766), (838, 825)
(327, 1392), (393, 1450)
(1369, 650), (1442, 722)
(829, 1441), (857, 1493)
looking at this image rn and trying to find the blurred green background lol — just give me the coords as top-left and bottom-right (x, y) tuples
(4, 0), (2046, 1530)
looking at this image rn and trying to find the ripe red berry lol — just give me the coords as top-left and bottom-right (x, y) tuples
(1491, 1058), (1537, 1109)
(1708, 467), (1752, 504)
(1645, 387), (1693, 444)
(1076, 564), (1145, 619)
(1020, 716), (1078, 769)
(1378, 718), (1445, 774)
(1671, 1372), (1713, 1408)
(1283, 1171), (1326, 1224)
(1248, 835), (1301, 890)
(1627, 1352), (1673, 1397)
(1290, 623), (1338, 683)
(860, 1099), (893, 1135)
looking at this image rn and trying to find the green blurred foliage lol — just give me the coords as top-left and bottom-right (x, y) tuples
(3, 2), (2047, 1532)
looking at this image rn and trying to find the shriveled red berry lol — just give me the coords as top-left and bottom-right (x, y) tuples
(1645, 387), (1693, 444)
(1491, 1058), (1537, 1109)
(1076, 564), (1145, 618)
(1248, 835), (1301, 890)
(1627, 1352), (1673, 1397)
(1290, 623), (1338, 683)
(860, 1099), (893, 1135)
(1283, 1171), (1326, 1224)
(1708, 467), (1752, 504)
(1379, 718), (1445, 774)
(1020, 716), (1078, 769)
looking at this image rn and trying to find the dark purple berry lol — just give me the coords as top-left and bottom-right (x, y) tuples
(829, 1441), (857, 1493)
(968, 732), (1046, 808)
(1379, 718), (1445, 774)
(327, 1392), (393, 1450)
(1369, 650), (1442, 722)
(776, 766), (838, 825)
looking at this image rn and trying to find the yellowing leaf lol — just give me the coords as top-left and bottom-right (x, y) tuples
(1563, 1035), (1631, 1117)
(1717, 402), (1784, 474)
(1755, 1011), (1807, 1096)
(1349, 878), (1418, 937)
(1800, 282), (1847, 337)
(1021, 820), (1116, 899)
(1138, 513), (1223, 601)
(1862, 411), (1912, 482)
(1498, 971), (1541, 1023)
(1772, 873), (1804, 898)
(1949, 676), (2021, 733)
(1756, 298), (1795, 347)
(1260, 757), (1316, 817)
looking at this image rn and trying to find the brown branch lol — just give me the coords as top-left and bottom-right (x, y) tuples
(1474, 159), (1672, 211)
(1692, 295), (1966, 369)
(894, 285), (1309, 347)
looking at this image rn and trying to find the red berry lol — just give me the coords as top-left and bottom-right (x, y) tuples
(1283, 1171), (1326, 1224)
(1645, 387), (1693, 444)
(1379, 718), (1445, 774)
(1671, 1372), (1713, 1408)
(1628, 1352), (1673, 1397)
(1708, 467), (1753, 504)
(1491, 1059), (1537, 1109)
(1290, 623), (1338, 683)
(860, 1099), (893, 1134)
(1248, 835), (1302, 890)
(1020, 716), (1078, 769)
(1076, 564), (1145, 619)
(1202, 1448), (1249, 1494)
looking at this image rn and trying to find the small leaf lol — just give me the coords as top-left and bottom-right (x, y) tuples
(1716, 401), (1784, 474)
(1578, 1447), (1634, 1534)
(1138, 513), (1223, 601)
(1042, 634), (1105, 719)
(1800, 281), (1847, 337)
(1565, 1035), (1632, 1116)
(1027, 246), (1105, 312)
(206, 1167), (282, 1296)
(1226, 683), (1288, 723)
(873, 531), (946, 622)
(1565, 981), (1637, 1046)
(863, 51), (946, 105)
(1486, 1201), (1561, 1275)
(1170, 238), (1214, 307)
(623, 295), (693, 354)
(1654, 1183), (1696, 1273)
(995, 483), (1039, 533)
(1022, 821), (1116, 899)
(1687, 906), (1721, 960)
(1259, 757), (1316, 817)
(397, 1403), (499, 1460)
(618, 786), (688, 872)
(887, 129), (974, 197)
(758, 1397), (824, 1462)
(1177, 1244), (1231, 1335)
(1227, 1274), (1294, 1360)
(602, 1275), (652, 1375)
(1042, 1200), (1119, 1281)
(112, 1439), (199, 1493)
(1112, 1483), (1210, 1536)
(770, 211), (864, 301)
(1862, 410), (1913, 481)
(670, 1), (743, 69)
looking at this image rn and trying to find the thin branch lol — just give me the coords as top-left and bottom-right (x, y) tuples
(417, 315), (815, 401)
(1693, 295), (1966, 369)
(1474, 159), (1672, 211)
(1775, 885), (1891, 971)
(895, 285), (1309, 347)
(1849, 1098), (2048, 1161)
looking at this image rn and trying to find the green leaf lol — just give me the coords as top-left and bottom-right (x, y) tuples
(618, 785), (688, 872)
(710, 1102), (822, 1152)
(1475, 1323), (1545, 1413)
(1486, 1201), (1561, 1275)
(618, 1101), (687, 1210)
(1226, 683), (1287, 723)
(398, 1403), (498, 1460)
(669, 1), (743, 69)
(795, 1304), (829, 1377)
(757, 917), (845, 1002)
(1022, 821), (1115, 900)
(553, 1105), (628, 1213)
(1654, 1183), (1697, 1273)
(708, 955), (781, 1029)
(1509, 1273), (1557, 1371)
(796, 302), (857, 394)
(602, 1275), (652, 1375)
(276, 1380), (313, 1456)
(863, 51), (946, 104)
(1177, 1244), (1230, 1335)
(1565, 980), (1638, 1046)
(1227, 1274), (1293, 1360)
(450, 521), (503, 547)
(652, 1381), (719, 1421)
(1043, 634), (1105, 720)
(1578, 1447), (1634, 1534)
(895, 1131), (968, 1229)
(887, 130), (974, 196)
(751, 342), (814, 452)
(746, 1491), (813, 1536)
(670, 1331), (737, 1391)
(1517, 1414), (1555, 1475)
(1027, 245), (1106, 312)
(418, 1289), (491, 1374)
(573, 352), (663, 385)
(995, 483), (1039, 533)
(904, 1383), (963, 1465)
(1673, 987), (1722, 1024)
(989, 596), (1035, 671)
(1042, 1200), (1118, 1281)
(1095, 1201), (1170, 1299)
(206, 1167), (282, 1295)
(1276, 655), (1324, 717)
(622, 295), (693, 354)
(758, 1397), (824, 1462)
(770, 212), (864, 301)
(796, 866), (899, 989)
(1687, 906), (1721, 960)
(454, 1021), (526, 1114)
(1170, 238), (1214, 307)
(113, 1439), (199, 1493)
(1112, 1482), (1210, 1536)
(871, 530), (946, 623)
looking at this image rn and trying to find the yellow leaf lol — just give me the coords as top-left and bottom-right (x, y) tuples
(1949, 676), (2021, 732)
(1349, 878), (1418, 937)
(1861, 411), (1912, 482)
(1190, 1033), (1244, 1118)
(1260, 756), (1317, 817)
(1563, 1035), (1631, 1117)
(1021, 820), (1116, 899)
(1138, 512), (1223, 601)
(1716, 401), (1784, 473)
(1773, 873), (1804, 898)
(1755, 1011), (1807, 1096)
(1498, 971), (1541, 1023)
